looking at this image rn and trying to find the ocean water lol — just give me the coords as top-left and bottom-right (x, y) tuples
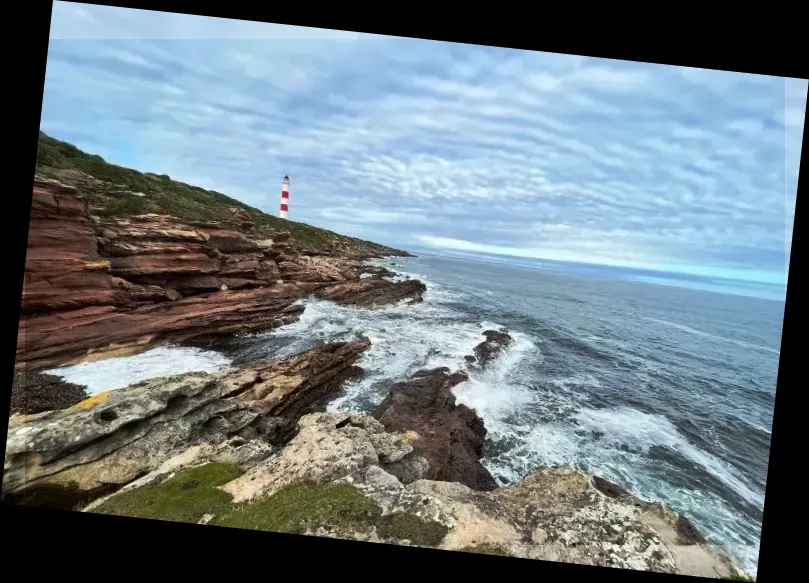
(47, 252), (783, 577)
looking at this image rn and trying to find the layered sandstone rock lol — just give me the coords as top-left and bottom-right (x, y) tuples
(18, 286), (306, 370)
(22, 182), (168, 313)
(316, 278), (427, 308)
(3, 339), (371, 501)
(17, 180), (424, 371)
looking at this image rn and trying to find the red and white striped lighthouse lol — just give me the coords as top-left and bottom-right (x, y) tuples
(279, 174), (290, 219)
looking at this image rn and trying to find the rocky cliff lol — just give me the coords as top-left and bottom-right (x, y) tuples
(18, 132), (418, 371)
(17, 177), (421, 371)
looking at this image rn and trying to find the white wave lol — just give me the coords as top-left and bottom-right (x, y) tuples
(550, 373), (602, 390)
(482, 402), (764, 521)
(253, 290), (487, 412)
(643, 317), (779, 355)
(577, 407), (763, 508)
(480, 403), (764, 577)
(37, 253), (763, 576)
(44, 346), (233, 394)
(453, 330), (539, 421)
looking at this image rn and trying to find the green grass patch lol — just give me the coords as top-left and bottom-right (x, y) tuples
(92, 463), (243, 523)
(216, 482), (448, 545)
(34, 131), (409, 256)
(215, 482), (381, 535)
(724, 575), (755, 582)
(459, 545), (511, 557)
(90, 465), (449, 545)
(377, 511), (449, 546)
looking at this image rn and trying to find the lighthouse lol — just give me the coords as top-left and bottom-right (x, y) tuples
(279, 174), (290, 219)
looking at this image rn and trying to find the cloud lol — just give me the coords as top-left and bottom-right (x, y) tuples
(41, 1), (805, 285)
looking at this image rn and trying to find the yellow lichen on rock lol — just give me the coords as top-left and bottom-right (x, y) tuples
(402, 430), (420, 444)
(71, 392), (111, 410)
(9, 413), (36, 425)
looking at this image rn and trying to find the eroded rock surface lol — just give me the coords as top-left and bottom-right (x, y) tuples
(4, 337), (744, 579)
(220, 412), (429, 503)
(375, 367), (498, 491)
(3, 339), (370, 499)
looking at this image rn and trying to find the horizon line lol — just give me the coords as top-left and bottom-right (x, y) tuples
(408, 244), (789, 290)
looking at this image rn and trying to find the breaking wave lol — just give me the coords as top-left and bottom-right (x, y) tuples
(45, 346), (233, 395)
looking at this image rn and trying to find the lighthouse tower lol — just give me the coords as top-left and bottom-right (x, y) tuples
(279, 174), (290, 219)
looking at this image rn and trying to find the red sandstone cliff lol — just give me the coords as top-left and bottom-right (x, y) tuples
(17, 179), (423, 371)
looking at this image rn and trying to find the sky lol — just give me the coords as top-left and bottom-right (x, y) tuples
(42, 2), (806, 288)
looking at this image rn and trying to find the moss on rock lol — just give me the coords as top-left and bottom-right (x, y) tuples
(92, 463), (243, 523)
(215, 483), (382, 535)
(215, 481), (450, 546)
(89, 464), (448, 546)
(377, 511), (449, 546)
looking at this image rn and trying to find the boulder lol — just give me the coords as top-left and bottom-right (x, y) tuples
(471, 330), (514, 369)
(375, 367), (498, 491)
(317, 278), (427, 308)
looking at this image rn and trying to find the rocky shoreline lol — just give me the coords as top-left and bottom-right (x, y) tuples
(7, 175), (747, 579)
(5, 328), (743, 578)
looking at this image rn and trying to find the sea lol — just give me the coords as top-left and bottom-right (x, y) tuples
(47, 251), (784, 577)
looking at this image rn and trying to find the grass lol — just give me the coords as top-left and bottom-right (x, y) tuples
(35, 131), (409, 255)
(90, 464), (448, 546)
(375, 509), (449, 546)
(724, 575), (755, 582)
(93, 463), (243, 523)
(215, 482), (381, 536)
(215, 482), (449, 545)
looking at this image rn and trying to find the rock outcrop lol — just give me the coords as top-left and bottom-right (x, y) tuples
(75, 410), (741, 579)
(468, 329), (514, 369)
(219, 412), (429, 504)
(19, 286), (307, 370)
(4, 337), (745, 579)
(375, 367), (498, 491)
(316, 278), (427, 308)
(17, 180), (424, 371)
(3, 339), (370, 503)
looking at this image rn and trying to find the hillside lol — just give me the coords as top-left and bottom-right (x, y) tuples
(33, 131), (411, 257)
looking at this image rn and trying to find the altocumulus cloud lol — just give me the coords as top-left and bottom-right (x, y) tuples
(43, 1), (806, 286)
